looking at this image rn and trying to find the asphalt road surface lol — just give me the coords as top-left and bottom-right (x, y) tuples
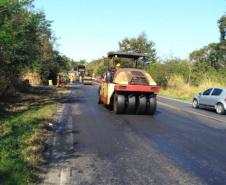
(41, 84), (226, 185)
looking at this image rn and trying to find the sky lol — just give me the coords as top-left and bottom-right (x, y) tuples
(34, 0), (226, 61)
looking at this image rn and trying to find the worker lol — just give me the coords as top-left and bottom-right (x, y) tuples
(111, 62), (120, 74)
(109, 62), (120, 81)
(115, 63), (121, 70)
(69, 75), (73, 84)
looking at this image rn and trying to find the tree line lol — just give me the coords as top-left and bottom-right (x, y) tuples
(87, 15), (226, 88)
(0, 0), (73, 97)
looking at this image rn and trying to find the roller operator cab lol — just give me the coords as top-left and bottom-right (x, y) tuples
(98, 52), (160, 115)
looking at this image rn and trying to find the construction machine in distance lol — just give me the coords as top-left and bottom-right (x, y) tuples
(76, 64), (86, 83)
(83, 69), (93, 85)
(98, 52), (160, 115)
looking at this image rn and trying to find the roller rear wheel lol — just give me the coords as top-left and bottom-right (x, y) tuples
(146, 96), (157, 115)
(114, 93), (125, 114)
(126, 95), (136, 114)
(136, 95), (147, 114)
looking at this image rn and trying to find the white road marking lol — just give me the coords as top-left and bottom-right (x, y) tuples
(158, 95), (191, 105)
(60, 168), (71, 185)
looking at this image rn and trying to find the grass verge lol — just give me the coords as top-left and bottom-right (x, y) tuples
(159, 75), (226, 102)
(0, 87), (65, 185)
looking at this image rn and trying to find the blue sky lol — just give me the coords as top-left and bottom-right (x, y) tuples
(34, 0), (226, 61)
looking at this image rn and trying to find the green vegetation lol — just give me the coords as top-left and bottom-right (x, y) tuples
(159, 75), (226, 102)
(147, 55), (226, 101)
(0, 87), (64, 185)
(87, 33), (157, 75)
(119, 32), (157, 63)
(86, 57), (108, 76)
(0, 0), (74, 97)
(218, 15), (226, 42)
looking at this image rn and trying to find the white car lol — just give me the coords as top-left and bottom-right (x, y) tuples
(192, 88), (226, 115)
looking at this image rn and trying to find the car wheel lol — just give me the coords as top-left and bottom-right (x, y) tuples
(192, 99), (199, 109)
(216, 103), (225, 115)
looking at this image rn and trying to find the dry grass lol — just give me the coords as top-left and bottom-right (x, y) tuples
(160, 75), (226, 102)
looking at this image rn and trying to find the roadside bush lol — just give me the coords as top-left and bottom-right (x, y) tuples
(148, 63), (168, 87)
(190, 60), (212, 86)
(0, 68), (9, 97)
(160, 74), (226, 101)
(160, 75), (195, 101)
(148, 59), (190, 88)
(16, 80), (31, 93)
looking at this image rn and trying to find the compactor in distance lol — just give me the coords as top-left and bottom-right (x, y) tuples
(76, 65), (86, 83)
(98, 52), (160, 115)
(83, 69), (93, 85)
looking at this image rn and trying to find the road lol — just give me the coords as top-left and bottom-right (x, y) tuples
(41, 84), (226, 185)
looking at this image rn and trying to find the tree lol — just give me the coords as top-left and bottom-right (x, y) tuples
(119, 32), (157, 63)
(189, 43), (224, 69)
(218, 14), (226, 65)
(86, 57), (108, 76)
(0, 0), (72, 95)
(218, 14), (226, 42)
(0, 0), (35, 94)
(148, 59), (190, 87)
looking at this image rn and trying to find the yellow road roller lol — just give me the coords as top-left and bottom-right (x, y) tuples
(98, 52), (160, 115)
